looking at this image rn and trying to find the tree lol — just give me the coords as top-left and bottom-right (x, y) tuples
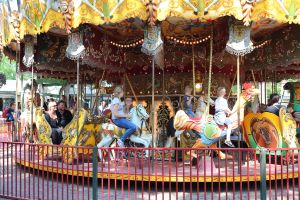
(0, 56), (16, 80)
(0, 55), (31, 80)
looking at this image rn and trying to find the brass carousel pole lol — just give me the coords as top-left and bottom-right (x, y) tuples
(15, 49), (20, 141)
(151, 56), (155, 149)
(20, 74), (23, 112)
(65, 31), (85, 139)
(237, 56), (241, 149)
(76, 58), (80, 137)
(30, 64), (34, 142)
(192, 44), (196, 97)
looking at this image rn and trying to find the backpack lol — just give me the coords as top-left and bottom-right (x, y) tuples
(2, 108), (9, 118)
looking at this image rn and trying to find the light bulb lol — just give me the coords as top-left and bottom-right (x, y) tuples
(196, 83), (202, 89)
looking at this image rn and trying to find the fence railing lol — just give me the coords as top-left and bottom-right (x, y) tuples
(0, 141), (299, 200)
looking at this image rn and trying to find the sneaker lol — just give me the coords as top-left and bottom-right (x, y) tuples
(224, 140), (235, 148)
(117, 139), (125, 148)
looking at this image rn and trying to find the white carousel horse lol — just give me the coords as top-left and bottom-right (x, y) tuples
(97, 104), (151, 160)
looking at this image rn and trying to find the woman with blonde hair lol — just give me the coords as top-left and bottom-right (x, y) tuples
(111, 86), (137, 147)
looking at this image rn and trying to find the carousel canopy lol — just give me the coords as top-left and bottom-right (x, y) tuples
(0, 0), (300, 46)
(0, 0), (300, 86)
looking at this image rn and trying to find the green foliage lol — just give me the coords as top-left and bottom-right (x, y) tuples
(0, 56), (16, 80)
(0, 55), (32, 80)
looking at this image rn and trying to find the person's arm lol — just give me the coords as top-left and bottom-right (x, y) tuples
(223, 107), (232, 114)
(218, 99), (232, 114)
(185, 96), (193, 106)
(113, 104), (128, 118)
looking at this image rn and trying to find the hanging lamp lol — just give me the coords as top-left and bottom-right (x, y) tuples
(66, 31), (86, 60)
(225, 18), (254, 56)
(141, 25), (163, 56)
(22, 35), (35, 68)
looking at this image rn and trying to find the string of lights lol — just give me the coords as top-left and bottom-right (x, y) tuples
(166, 35), (211, 45)
(109, 35), (211, 48)
(254, 40), (271, 49)
(109, 37), (270, 49)
(110, 39), (144, 48)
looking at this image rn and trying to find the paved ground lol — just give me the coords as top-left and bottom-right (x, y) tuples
(0, 144), (299, 200)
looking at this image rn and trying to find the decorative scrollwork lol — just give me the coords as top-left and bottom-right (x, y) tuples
(143, 0), (160, 26)
(59, 0), (73, 34)
(11, 11), (21, 43)
(241, 0), (256, 26)
(157, 101), (171, 128)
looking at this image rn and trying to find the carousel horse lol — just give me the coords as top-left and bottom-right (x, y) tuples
(20, 79), (40, 143)
(34, 107), (90, 162)
(35, 102), (112, 163)
(97, 104), (151, 159)
(243, 107), (299, 154)
(165, 95), (214, 148)
(173, 83), (260, 159)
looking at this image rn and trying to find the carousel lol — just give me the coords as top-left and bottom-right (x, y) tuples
(1, 0), (300, 183)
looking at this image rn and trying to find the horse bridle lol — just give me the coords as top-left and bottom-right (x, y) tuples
(135, 105), (151, 134)
(136, 105), (148, 121)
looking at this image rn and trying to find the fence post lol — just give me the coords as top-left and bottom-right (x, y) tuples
(92, 146), (98, 200)
(260, 148), (267, 200)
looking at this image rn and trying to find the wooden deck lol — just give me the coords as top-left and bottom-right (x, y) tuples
(13, 148), (299, 183)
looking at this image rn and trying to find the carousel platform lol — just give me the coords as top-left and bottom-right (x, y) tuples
(14, 149), (299, 183)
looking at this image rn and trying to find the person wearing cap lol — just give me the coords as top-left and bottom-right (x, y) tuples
(45, 102), (63, 144)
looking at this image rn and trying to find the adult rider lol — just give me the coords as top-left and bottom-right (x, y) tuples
(111, 86), (137, 147)
(45, 102), (63, 145)
(265, 93), (286, 116)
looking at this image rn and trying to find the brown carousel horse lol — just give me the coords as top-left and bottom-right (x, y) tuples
(173, 83), (260, 159)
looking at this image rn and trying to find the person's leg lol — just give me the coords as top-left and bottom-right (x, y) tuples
(113, 118), (137, 146)
(120, 120), (137, 142)
(51, 128), (59, 145)
(224, 118), (235, 147)
(226, 124), (232, 141)
(57, 129), (63, 144)
(185, 109), (196, 118)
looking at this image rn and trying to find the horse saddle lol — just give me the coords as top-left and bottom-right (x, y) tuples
(203, 123), (220, 140)
(187, 116), (202, 123)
